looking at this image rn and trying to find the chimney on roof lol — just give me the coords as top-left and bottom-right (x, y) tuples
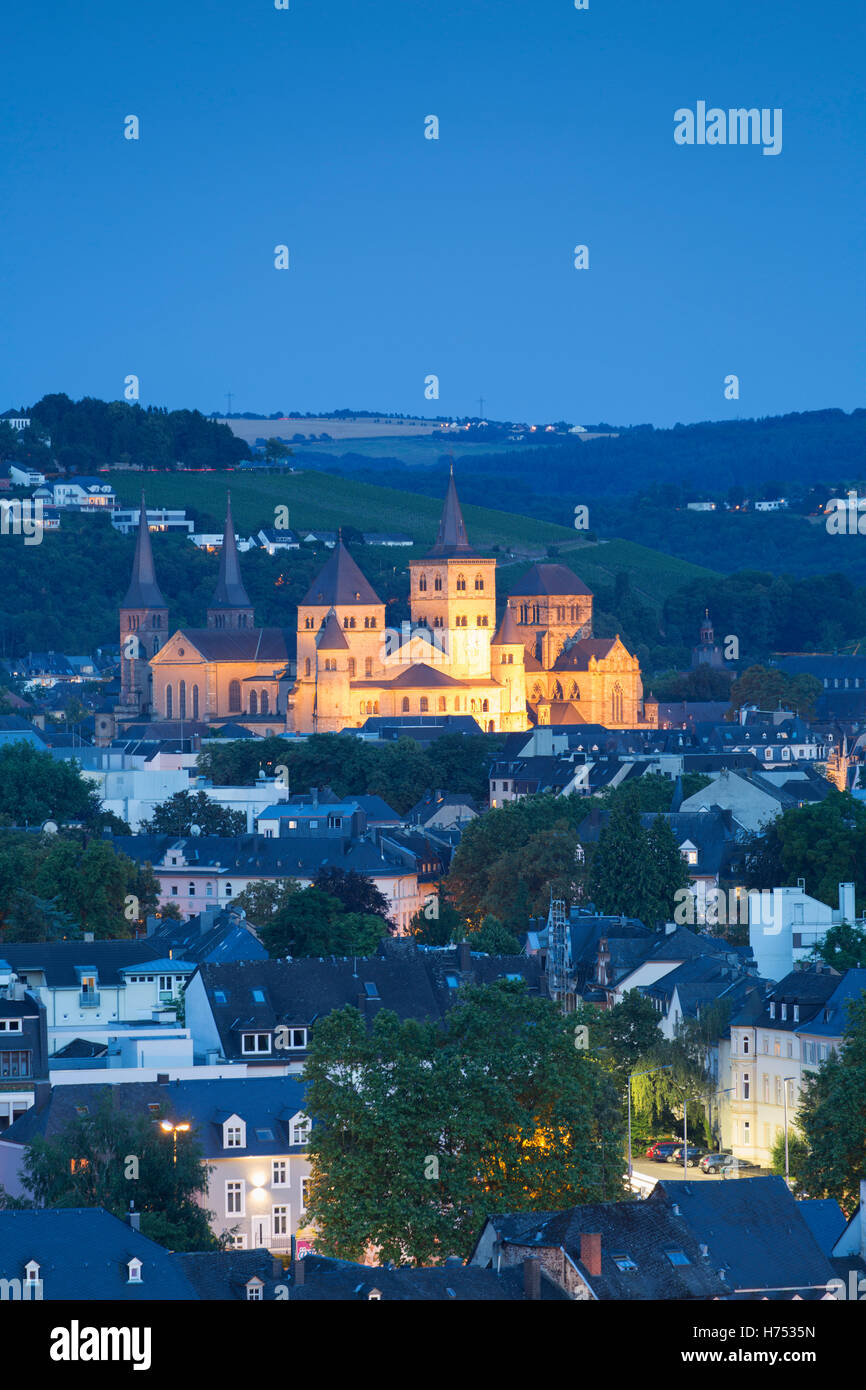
(271, 1256), (283, 1280)
(127, 1204), (140, 1232)
(523, 1256), (541, 1300)
(458, 941), (471, 973)
(839, 882), (856, 924)
(356, 991), (366, 1013)
(580, 1232), (602, 1278)
(33, 1081), (51, 1112)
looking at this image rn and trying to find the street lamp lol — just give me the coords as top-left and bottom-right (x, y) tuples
(783, 1077), (796, 1185)
(628, 1066), (672, 1181)
(160, 1120), (190, 1165)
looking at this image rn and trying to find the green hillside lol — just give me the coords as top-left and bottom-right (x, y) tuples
(109, 468), (718, 610)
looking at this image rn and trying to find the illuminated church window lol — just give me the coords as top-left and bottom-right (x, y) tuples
(166, 685), (173, 718)
(261, 691), (269, 715)
(434, 575), (442, 591)
(456, 574), (466, 591)
(250, 691), (258, 715)
(402, 697), (410, 712)
(438, 697), (446, 712)
(305, 659), (311, 677)
(365, 657), (373, 677)
(193, 685), (199, 718)
(229, 680), (241, 712)
(419, 574), (427, 592)
(474, 575), (484, 591)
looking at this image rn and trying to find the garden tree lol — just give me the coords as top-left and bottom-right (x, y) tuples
(0, 1090), (219, 1251)
(740, 791), (866, 910)
(573, 990), (663, 1085)
(630, 1002), (733, 1147)
(769, 1126), (810, 1185)
(727, 665), (822, 719)
(303, 981), (624, 1264)
(447, 794), (586, 923)
(313, 867), (391, 921)
(425, 731), (504, 803)
(0, 743), (104, 826)
(141, 790), (246, 837)
(469, 915), (522, 955)
(1, 892), (79, 943)
(795, 996), (866, 1213)
(231, 878), (300, 927)
(258, 886), (388, 959)
(0, 831), (159, 939)
(651, 666), (733, 702)
(603, 772), (677, 814)
(808, 920), (866, 970)
(587, 794), (691, 927)
(408, 894), (466, 946)
(483, 821), (586, 922)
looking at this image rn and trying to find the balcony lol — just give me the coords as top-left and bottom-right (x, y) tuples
(268, 1235), (294, 1252)
(78, 990), (100, 1008)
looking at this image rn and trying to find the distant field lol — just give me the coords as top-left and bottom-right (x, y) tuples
(108, 469), (718, 609)
(284, 435), (540, 467)
(219, 416), (444, 445)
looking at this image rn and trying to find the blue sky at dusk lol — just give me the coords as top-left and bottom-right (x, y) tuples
(1, 0), (863, 427)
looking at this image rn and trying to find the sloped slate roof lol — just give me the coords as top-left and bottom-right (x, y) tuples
(166, 628), (290, 663)
(122, 497), (167, 609)
(316, 611), (350, 651)
(0, 1208), (198, 1301)
(287, 1254), (569, 1300)
(491, 605), (522, 646)
(652, 1177), (837, 1299)
(508, 563), (592, 598)
(552, 638), (618, 670)
(209, 496), (252, 609)
(425, 469), (482, 558)
(301, 541), (381, 607)
(0, 940), (168, 989)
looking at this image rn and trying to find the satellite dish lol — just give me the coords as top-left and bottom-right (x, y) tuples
(42, 820), (59, 835)
(189, 823), (202, 837)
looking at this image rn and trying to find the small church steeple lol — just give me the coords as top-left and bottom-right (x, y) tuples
(119, 493), (169, 716)
(207, 494), (254, 629)
(425, 462), (478, 557)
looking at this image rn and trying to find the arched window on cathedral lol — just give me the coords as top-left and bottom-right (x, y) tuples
(488, 720), (494, 732)
(179, 681), (186, 720)
(552, 681), (563, 701)
(470, 698), (478, 713)
(611, 682), (623, 723)
(474, 574), (484, 590)
(305, 658), (311, 678)
(419, 573), (427, 592)
(348, 658), (356, 678)
(569, 681), (579, 700)
(531, 683), (543, 703)
(420, 697), (429, 712)
(250, 690), (258, 715)
(365, 657), (373, 677)
(456, 573), (466, 591)
(519, 604), (529, 624)
(305, 617), (313, 629)
(166, 685), (173, 718)
(434, 574), (442, 591)
(438, 696), (446, 712)
(401, 697), (410, 712)
(482, 699), (489, 712)
(229, 680), (241, 712)
(261, 690), (269, 715)
(152, 637), (160, 656)
(192, 685), (199, 719)
(373, 701), (379, 714)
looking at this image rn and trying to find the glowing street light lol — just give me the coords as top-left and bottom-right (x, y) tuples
(160, 1120), (191, 1165)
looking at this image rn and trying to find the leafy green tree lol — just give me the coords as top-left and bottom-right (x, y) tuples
(769, 1126), (810, 1185)
(408, 894), (465, 946)
(231, 878), (300, 927)
(742, 791), (866, 910)
(259, 886), (389, 958)
(0, 743), (103, 826)
(0, 1090), (219, 1251)
(795, 995), (866, 1212)
(727, 665), (822, 719)
(141, 790), (246, 836)
(574, 990), (663, 1084)
(313, 867), (391, 921)
(469, 915), (522, 955)
(808, 920), (866, 970)
(263, 437), (292, 465)
(0, 831), (158, 940)
(1, 892), (79, 942)
(304, 981), (624, 1264)
(587, 794), (690, 927)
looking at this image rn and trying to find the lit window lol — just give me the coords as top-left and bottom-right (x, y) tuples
(272, 1161), (288, 1186)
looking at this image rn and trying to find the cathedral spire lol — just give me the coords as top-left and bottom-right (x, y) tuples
(425, 466), (478, 557)
(207, 493), (254, 628)
(122, 493), (167, 608)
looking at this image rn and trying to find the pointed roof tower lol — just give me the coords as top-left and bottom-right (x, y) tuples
(425, 463), (480, 558)
(316, 608), (350, 650)
(301, 540), (381, 607)
(122, 494), (167, 609)
(491, 605), (522, 647)
(209, 494), (252, 611)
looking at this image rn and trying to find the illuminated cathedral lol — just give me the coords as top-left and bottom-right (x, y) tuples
(112, 473), (654, 738)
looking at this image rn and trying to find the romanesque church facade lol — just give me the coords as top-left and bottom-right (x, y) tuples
(113, 475), (654, 739)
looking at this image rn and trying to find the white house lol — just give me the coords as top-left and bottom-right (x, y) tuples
(749, 881), (857, 981)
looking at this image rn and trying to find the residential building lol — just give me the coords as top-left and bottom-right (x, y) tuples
(749, 881), (858, 980)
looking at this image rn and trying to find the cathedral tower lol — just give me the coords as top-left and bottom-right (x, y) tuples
(207, 495), (255, 630)
(119, 494), (168, 717)
(409, 465), (496, 679)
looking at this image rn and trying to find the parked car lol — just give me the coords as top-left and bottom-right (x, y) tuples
(699, 1151), (733, 1173)
(646, 1140), (682, 1161)
(720, 1156), (761, 1173)
(669, 1144), (705, 1166)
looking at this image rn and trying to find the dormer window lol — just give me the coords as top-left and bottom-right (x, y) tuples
(780, 1003), (787, 1021)
(242, 1032), (271, 1054)
(24, 1260), (41, 1287)
(290, 1113), (311, 1146)
(223, 1115), (247, 1149)
(127, 1258), (142, 1284)
(793, 1004), (799, 1022)
(769, 1002), (776, 1019)
(246, 1278), (264, 1301)
(368, 1288), (382, 1300)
